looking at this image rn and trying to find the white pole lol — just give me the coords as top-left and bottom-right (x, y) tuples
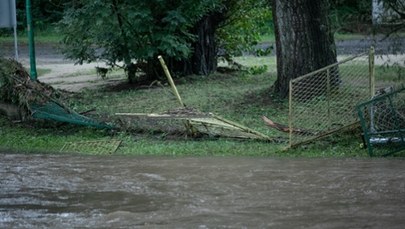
(12, 0), (18, 60)
(13, 25), (18, 60)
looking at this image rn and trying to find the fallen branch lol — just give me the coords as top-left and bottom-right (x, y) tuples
(261, 116), (318, 136)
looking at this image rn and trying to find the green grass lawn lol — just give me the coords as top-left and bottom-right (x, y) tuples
(3, 62), (399, 157)
(0, 44), (404, 157)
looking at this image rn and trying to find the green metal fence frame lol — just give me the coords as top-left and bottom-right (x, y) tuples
(357, 87), (405, 156)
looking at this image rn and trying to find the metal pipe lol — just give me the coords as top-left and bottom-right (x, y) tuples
(26, 0), (37, 81)
(11, 0), (18, 60)
(13, 25), (18, 60)
(369, 46), (375, 97)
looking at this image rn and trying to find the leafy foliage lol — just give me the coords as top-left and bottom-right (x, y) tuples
(217, 0), (272, 57)
(330, 0), (372, 33)
(57, 0), (272, 81)
(58, 0), (221, 81)
(382, 0), (405, 35)
(15, 0), (65, 30)
(330, 0), (405, 34)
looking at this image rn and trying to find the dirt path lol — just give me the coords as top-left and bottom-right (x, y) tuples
(2, 39), (404, 92)
(23, 54), (405, 92)
(15, 58), (127, 92)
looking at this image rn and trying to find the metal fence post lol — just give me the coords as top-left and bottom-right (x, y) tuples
(288, 80), (293, 148)
(326, 68), (331, 129)
(369, 46), (375, 97)
(26, 0), (37, 81)
(369, 46), (376, 133)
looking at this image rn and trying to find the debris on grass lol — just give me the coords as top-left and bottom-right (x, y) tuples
(114, 56), (277, 141)
(262, 115), (318, 136)
(0, 58), (68, 120)
(0, 58), (111, 128)
(117, 107), (276, 141)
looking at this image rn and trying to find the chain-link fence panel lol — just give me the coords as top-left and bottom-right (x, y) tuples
(289, 53), (373, 146)
(357, 87), (405, 156)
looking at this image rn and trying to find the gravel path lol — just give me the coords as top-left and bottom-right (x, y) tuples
(3, 50), (127, 92)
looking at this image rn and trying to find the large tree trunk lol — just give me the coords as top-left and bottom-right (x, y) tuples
(168, 12), (225, 76)
(191, 14), (219, 75)
(272, 0), (337, 98)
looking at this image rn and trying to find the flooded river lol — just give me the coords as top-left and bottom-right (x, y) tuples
(0, 153), (404, 228)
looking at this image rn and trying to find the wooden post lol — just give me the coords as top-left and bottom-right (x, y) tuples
(369, 46), (376, 133)
(158, 55), (184, 107)
(158, 55), (196, 136)
(369, 46), (375, 97)
(288, 80), (293, 148)
(26, 0), (37, 81)
(326, 68), (331, 129)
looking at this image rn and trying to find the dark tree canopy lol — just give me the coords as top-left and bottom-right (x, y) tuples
(380, 0), (405, 35)
(57, 0), (271, 83)
(170, 0), (271, 76)
(59, 0), (221, 82)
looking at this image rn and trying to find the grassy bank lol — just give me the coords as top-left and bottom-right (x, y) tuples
(1, 51), (404, 157)
(4, 58), (404, 157)
(0, 114), (367, 157)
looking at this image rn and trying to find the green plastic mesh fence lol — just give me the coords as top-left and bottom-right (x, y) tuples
(30, 102), (111, 129)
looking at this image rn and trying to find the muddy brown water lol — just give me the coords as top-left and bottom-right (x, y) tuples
(0, 154), (404, 228)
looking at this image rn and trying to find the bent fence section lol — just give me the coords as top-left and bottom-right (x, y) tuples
(357, 87), (405, 156)
(288, 49), (375, 147)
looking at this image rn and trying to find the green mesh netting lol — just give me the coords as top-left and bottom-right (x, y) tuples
(30, 102), (111, 129)
(0, 58), (110, 129)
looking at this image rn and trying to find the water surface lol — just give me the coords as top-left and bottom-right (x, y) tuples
(1, 154), (404, 228)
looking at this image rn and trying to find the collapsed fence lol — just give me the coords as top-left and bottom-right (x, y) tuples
(116, 56), (275, 141)
(357, 87), (405, 156)
(288, 49), (376, 147)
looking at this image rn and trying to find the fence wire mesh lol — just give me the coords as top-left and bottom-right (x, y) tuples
(289, 53), (372, 146)
(357, 87), (405, 156)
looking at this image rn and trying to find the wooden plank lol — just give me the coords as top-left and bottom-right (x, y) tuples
(115, 112), (210, 119)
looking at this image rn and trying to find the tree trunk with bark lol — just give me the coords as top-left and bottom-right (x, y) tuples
(272, 0), (337, 98)
(167, 12), (225, 77)
(191, 14), (220, 75)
